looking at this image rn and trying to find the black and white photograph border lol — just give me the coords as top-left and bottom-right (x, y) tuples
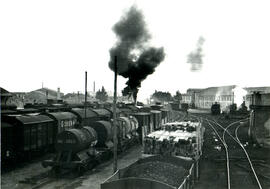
(1, 1), (270, 189)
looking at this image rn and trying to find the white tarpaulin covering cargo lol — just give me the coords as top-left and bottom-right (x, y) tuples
(143, 120), (204, 159)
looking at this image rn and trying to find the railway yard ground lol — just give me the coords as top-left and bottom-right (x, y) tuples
(2, 109), (270, 189)
(1, 145), (142, 189)
(192, 109), (270, 189)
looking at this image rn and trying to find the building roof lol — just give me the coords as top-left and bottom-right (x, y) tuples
(186, 88), (204, 93)
(199, 85), (236, 96)
(244, 86), (270, 94)
(0, 87), (13, 97)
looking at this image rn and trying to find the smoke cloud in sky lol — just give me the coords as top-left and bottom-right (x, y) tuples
(187, 36), (205, 71)
(108, 6), (165, 102)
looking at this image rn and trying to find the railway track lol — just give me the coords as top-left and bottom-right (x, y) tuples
(190, 113), (263, 189)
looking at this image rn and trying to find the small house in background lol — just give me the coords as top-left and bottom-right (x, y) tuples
(0, 87), (16, 110)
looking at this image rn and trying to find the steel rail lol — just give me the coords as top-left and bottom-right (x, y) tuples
(235, 123), (263, 189)
(208, 118), (262, 189)
(190, 114), (262, 189)
(205, 118), (231, 189)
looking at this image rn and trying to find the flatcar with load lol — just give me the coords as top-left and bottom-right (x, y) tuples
(143, 120), (204, 160)
(101, 118), (204, 189)
(101, 155), (197, 189)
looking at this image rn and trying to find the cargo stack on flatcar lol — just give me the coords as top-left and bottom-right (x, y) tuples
(143, 120), (204, 160)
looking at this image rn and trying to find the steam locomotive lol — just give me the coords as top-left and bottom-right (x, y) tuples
(224, 102), (249, 119)
(211, 102), (221, 115)
(1, 103), (174, 172)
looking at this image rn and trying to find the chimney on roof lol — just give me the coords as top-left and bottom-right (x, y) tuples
(57, 88), (61, 100)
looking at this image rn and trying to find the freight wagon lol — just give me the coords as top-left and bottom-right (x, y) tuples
(101, 155), (197, 189)
(1, 104), (172, 171)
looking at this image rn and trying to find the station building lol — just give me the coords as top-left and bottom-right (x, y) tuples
(181, 85), (270, 111)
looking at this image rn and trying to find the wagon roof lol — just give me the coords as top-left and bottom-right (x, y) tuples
(71, 108), (98, 118)
(118, 108), (133, 113)
(160, 108), (169, 112)
(132, 112), (151, 116)
(17, 108), (39, 113)
(1, 122), (13, 128)
(91, 108), (111, 116)
(107, 107), (121, 113)
(14, 114), (53, 125)
(1, 109), (17, 114)
(150, 110), (161, 114)
(47, 112), (77, 121)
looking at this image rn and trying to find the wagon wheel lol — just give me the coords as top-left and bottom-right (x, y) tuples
(50, 167), (60, 177)
(77, 165), (86, 176)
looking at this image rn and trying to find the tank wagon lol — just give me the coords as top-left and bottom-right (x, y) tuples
(117, 116), (139, 151)
(101, 155), (196, 189)
(44, 112), (78, 132)
(42, 116), (140, 174)
(42, 127), (98, 174)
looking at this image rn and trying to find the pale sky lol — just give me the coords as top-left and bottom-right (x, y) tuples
(1, 0), (269, 102)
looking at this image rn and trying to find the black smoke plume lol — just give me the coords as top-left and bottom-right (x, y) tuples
(109, 6), (165, 103)
(187, 36), (205, 71)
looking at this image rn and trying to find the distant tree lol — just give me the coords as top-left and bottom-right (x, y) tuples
(151, 90), (173, 102)
(173, 90), (182, 102)
(95, 86), (108, 102)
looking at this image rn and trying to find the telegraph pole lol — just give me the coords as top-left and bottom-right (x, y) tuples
(113, 56), (118, 173)
(85, 71), (87, 120)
